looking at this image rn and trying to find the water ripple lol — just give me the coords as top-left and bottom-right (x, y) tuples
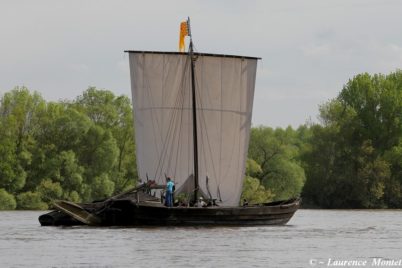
(0, 210), (401, 267)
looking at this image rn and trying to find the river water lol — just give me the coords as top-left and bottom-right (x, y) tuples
(0, 210), (401, 268)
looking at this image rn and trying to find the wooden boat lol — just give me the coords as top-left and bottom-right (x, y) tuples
(39, 18), (300, 227)
(39, 182), (300, 226)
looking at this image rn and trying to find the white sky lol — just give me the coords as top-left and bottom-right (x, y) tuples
(1, 0), (401, 127)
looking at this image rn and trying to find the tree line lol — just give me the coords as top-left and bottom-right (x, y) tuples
(0, 88), (136, 209)
(0, 70), (401, 209)
(244, 70), (402, 208)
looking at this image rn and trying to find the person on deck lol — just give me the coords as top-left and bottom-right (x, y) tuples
(165, 177), (174, 207)
(197, 197), (207, 207)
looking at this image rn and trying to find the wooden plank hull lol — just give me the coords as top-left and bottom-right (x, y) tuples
(39, 198), (300, 227)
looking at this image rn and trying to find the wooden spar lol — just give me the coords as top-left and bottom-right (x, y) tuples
(188, 18), (199, 204)
(53, 200), (101, 225)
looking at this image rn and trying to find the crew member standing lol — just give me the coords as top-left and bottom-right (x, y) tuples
(166, 177), (174, 207)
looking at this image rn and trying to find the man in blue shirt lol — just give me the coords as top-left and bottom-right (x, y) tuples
(166, 177), (174, 207)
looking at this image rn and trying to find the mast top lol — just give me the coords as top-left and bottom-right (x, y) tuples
(187, 17), (192, 39)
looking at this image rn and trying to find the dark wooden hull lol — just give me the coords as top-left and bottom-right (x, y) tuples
(39, 198), (300, 227)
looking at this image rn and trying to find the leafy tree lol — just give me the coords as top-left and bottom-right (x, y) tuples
(241, 176), (274, 204)
(17, 191), (48, 210)
(0, 87), (137, 208)
(0, 188), (17, 210)
(90, 173), (115, 200)
(240, 159), (274, 204)
(246, 158), (262, 177)
(302, 71), (402, 208)
(79, 126), (118, 177)
(263, 158), (305, 201)
(73, 88), (137, 192)
(37, 179), (63, 205)
(383, 141), (402, 207)
(248, 126), (305, 201)
(0, 87), (45, 193)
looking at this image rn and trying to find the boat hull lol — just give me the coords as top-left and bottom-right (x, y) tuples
(39, 198), (300, 227)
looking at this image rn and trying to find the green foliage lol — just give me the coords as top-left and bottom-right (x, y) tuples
(262, 159), (305, 201)
(67, 191), (81, 203)
(0, 87), (138, 208)
(80, 126), (119, 177)
(248, 126), (306, 201)
(17, 191), (48, 210)
(0, 189), (17, 210)
(246, 159), (262, 177)
(383, 141), (402, 207)
(37, 179), (63, 205)
(74, 88), (136, 193)
(91, 173), (115, 200)
(1, 70), (401, 210)
(241, 176), (274, 204)
(302, 70), (402, 208)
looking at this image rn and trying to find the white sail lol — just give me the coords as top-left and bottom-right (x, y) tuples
(129, 52), (258, 206)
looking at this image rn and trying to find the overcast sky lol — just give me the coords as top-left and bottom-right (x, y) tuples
(1, 0), (401, 127)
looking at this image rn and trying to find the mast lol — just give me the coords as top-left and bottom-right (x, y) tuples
(187, 18), (199, 204)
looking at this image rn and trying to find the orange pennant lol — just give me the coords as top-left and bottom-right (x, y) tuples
(179, 21), (189, 52)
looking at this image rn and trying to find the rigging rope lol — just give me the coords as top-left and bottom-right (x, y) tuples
(193, 57), (219, 198)
(153, 55), (191, 183)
